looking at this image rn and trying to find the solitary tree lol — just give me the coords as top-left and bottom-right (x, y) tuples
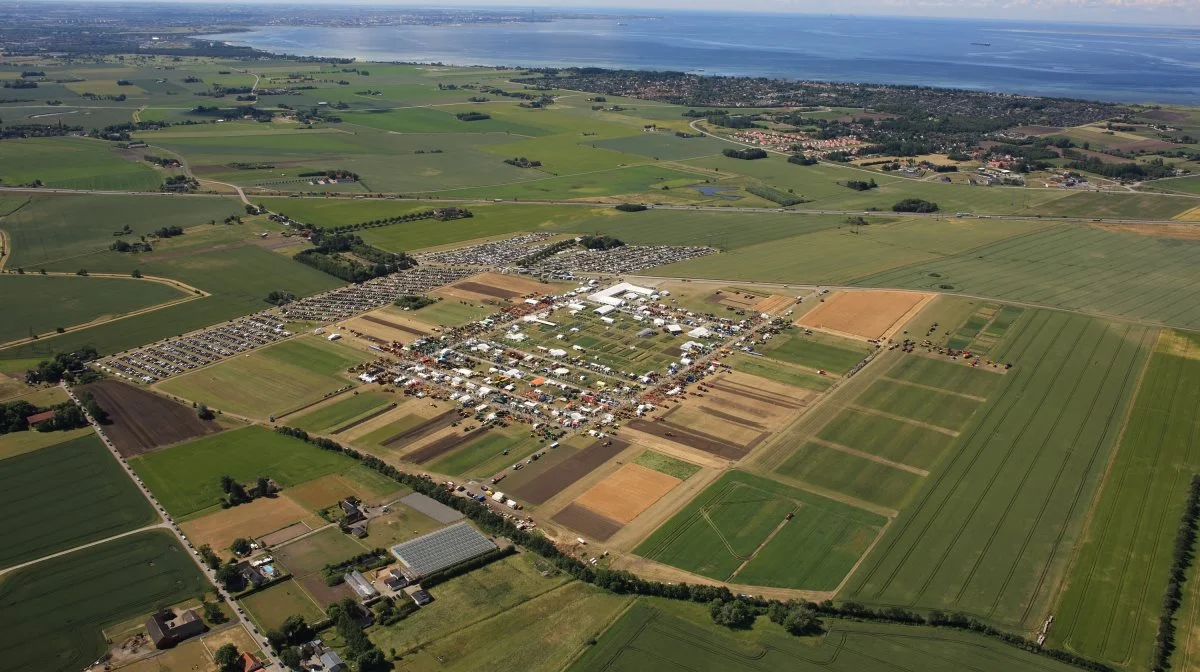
(213, 643), (240, 672)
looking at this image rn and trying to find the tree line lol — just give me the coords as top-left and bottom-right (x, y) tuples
(272, 425), (1117, 672)
(1152, 474), (1200, 671)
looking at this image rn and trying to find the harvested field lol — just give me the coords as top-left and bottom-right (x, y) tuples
(405, 426), (490, 464)
(438, 272), (550, 304)
(707, 289), (763, 309)
(1110, 138), (1180, 153)
(1139, 109), (1189, 122)
(241, 579), (325, 631)
(299, 573), (356, 607)
(258, 522), (311, 547)
(751, 294), (795, 314)
(180, 495), (320, 553)
(797, 290), (932, 340)
(509, 439), (630, 504)
(628, 418), (758, 460)
(553, 504), (623, 541)
(361, 314), (430, 336)
(454, 281), (520, 300)
(283, 469), (403, 511)
(332, 403), (397, 434)
(381, 409), (459, 449)
(79, 380), (221, 457)
(574, 463), (681, 524)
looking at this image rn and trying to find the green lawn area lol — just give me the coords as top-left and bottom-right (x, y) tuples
(546, 209), (847, 251)
(759, 330), (872, 374)
(241, 580), (325, 632)
(1049, 331), (1200, 668)
(0, 137), (162, 191)
(845, 311), (1155, 630)
(291, 391), (393, 434)
(855, 223), (1200, 331)
(727, 354), (834, 391)
(570, 599), (1086, 672)
(426, 428), (542, 479)
(359, 204), (597, 252)
(158, 336), (371, 418)
(0, 530), (210, 672)
(0, 433), (157, 569)
(634, 450), (701, 480)
(635, 471), (886, 590)
(129, 425), (361, 518)
(0, 274), (187, 343)
(1021, 190), (1195, 220)
(411, 300), (493, 328)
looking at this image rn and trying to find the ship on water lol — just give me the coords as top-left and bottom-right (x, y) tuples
(971, 42), (992, 46)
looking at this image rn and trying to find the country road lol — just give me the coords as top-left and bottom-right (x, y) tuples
(61, 385), (283, 670)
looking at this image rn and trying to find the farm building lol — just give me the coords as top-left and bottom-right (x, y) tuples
(344, 570), (378, 600)
(319, 651), (347, 672)
(145, 609), (206, 649)
(24, 410), (55, 426)
(390, 522), (495, 578)
(404, 584), (434, 606)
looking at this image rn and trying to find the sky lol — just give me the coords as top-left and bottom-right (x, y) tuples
(430, 0), (1200, 26)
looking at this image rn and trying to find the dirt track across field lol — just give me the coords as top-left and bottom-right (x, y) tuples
(510, 439), (629, 504)
(79, 379), (222, 456)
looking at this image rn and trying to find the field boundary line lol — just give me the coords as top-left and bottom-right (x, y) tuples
(761, 472), (900, 518)
(854, 309), (1052, 600)
(700, 508), (750, 562)
(844, 404), (959, 437)
(0, 523), (163, 576)
(1022, 327), (1156, 634)
(832, 518), (893, 598)
(908, 315), (1083, 608)
(808, 438), (930, 476)
(965, 322), (1119, 615)
(879, 376), (988, 402)
(727, 503), (800, 581)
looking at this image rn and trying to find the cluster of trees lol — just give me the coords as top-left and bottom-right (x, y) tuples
(503, 157), (542, 168)
(110, 239), (153, 253)
(213, 643), (244, 672)
(844, 179), (878, 191)
(722, 147), (768, 160)
(25, 347), (100, 384)
(1152, 475), (1200, 671)
(455, 111), (491, 121)
(746, 185), (806, 206)
(264, 290), (295, 306)
(270, 425), (1118, 671)
(294, 232), (416, 283)
(230, 537), (255, 557)
(580, 235), (625, 250)
(1065, 157), (1176, 181)
(614, 203), (647, 212)
(709, 598), (756, 628)
(299, 209), (437, 237)
(788, 154), (818, 166)
(394, 294), (436, 310)
(218, 474), (274, 508)
(298, 169), (359, 180)
(0, 400), (40, 434)
(32, 402), (89, 432)
(321, 549), (391, 587)
(893, 198), (940, 213)
(266, 615), (315, 669)
(20, 71), (45, 78)
(3, 80), (38, 89)
(705, 112), (761, 129)
(143, 154), (179, 167)
(152, 226), (184, 238)
(327, 599), (389, 672)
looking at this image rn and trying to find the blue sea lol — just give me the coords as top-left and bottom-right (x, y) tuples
(204, 12), (1200, 104)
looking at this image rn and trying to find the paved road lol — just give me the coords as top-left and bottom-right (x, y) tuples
(62, 385), (283, 669)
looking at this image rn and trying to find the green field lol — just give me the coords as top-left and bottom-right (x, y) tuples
(845, 310), (1155, 629)
(636, 471), (886, 590)
(652, 217), (1046, 284)
(1050, 332), (1200, 668)
(0, 137), (161, 191)
(291, 391), (393, 434)
(411, 299), (493, 327)
(571, 600), (1085, 672)
(240, 579), (325, 632)
(0, 426), (92, 460)
(759, 330), (873, 374)
(158, 336), (371, 418)
(1, 244), (342, 364)
(0, 274), (187, 343)
(1, 193), (242, 268)
(369, 553), (571, 654)
(727, 354), (834, 391)
(129, 425), (360, 518)
(855, 223), (1200, 331)
(0, 530), (210, 672)
(634, 450), (702, 480)
(426, 428), (542, 479)
(775, 442), (923, 510)
(0, 433), (156, 568)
